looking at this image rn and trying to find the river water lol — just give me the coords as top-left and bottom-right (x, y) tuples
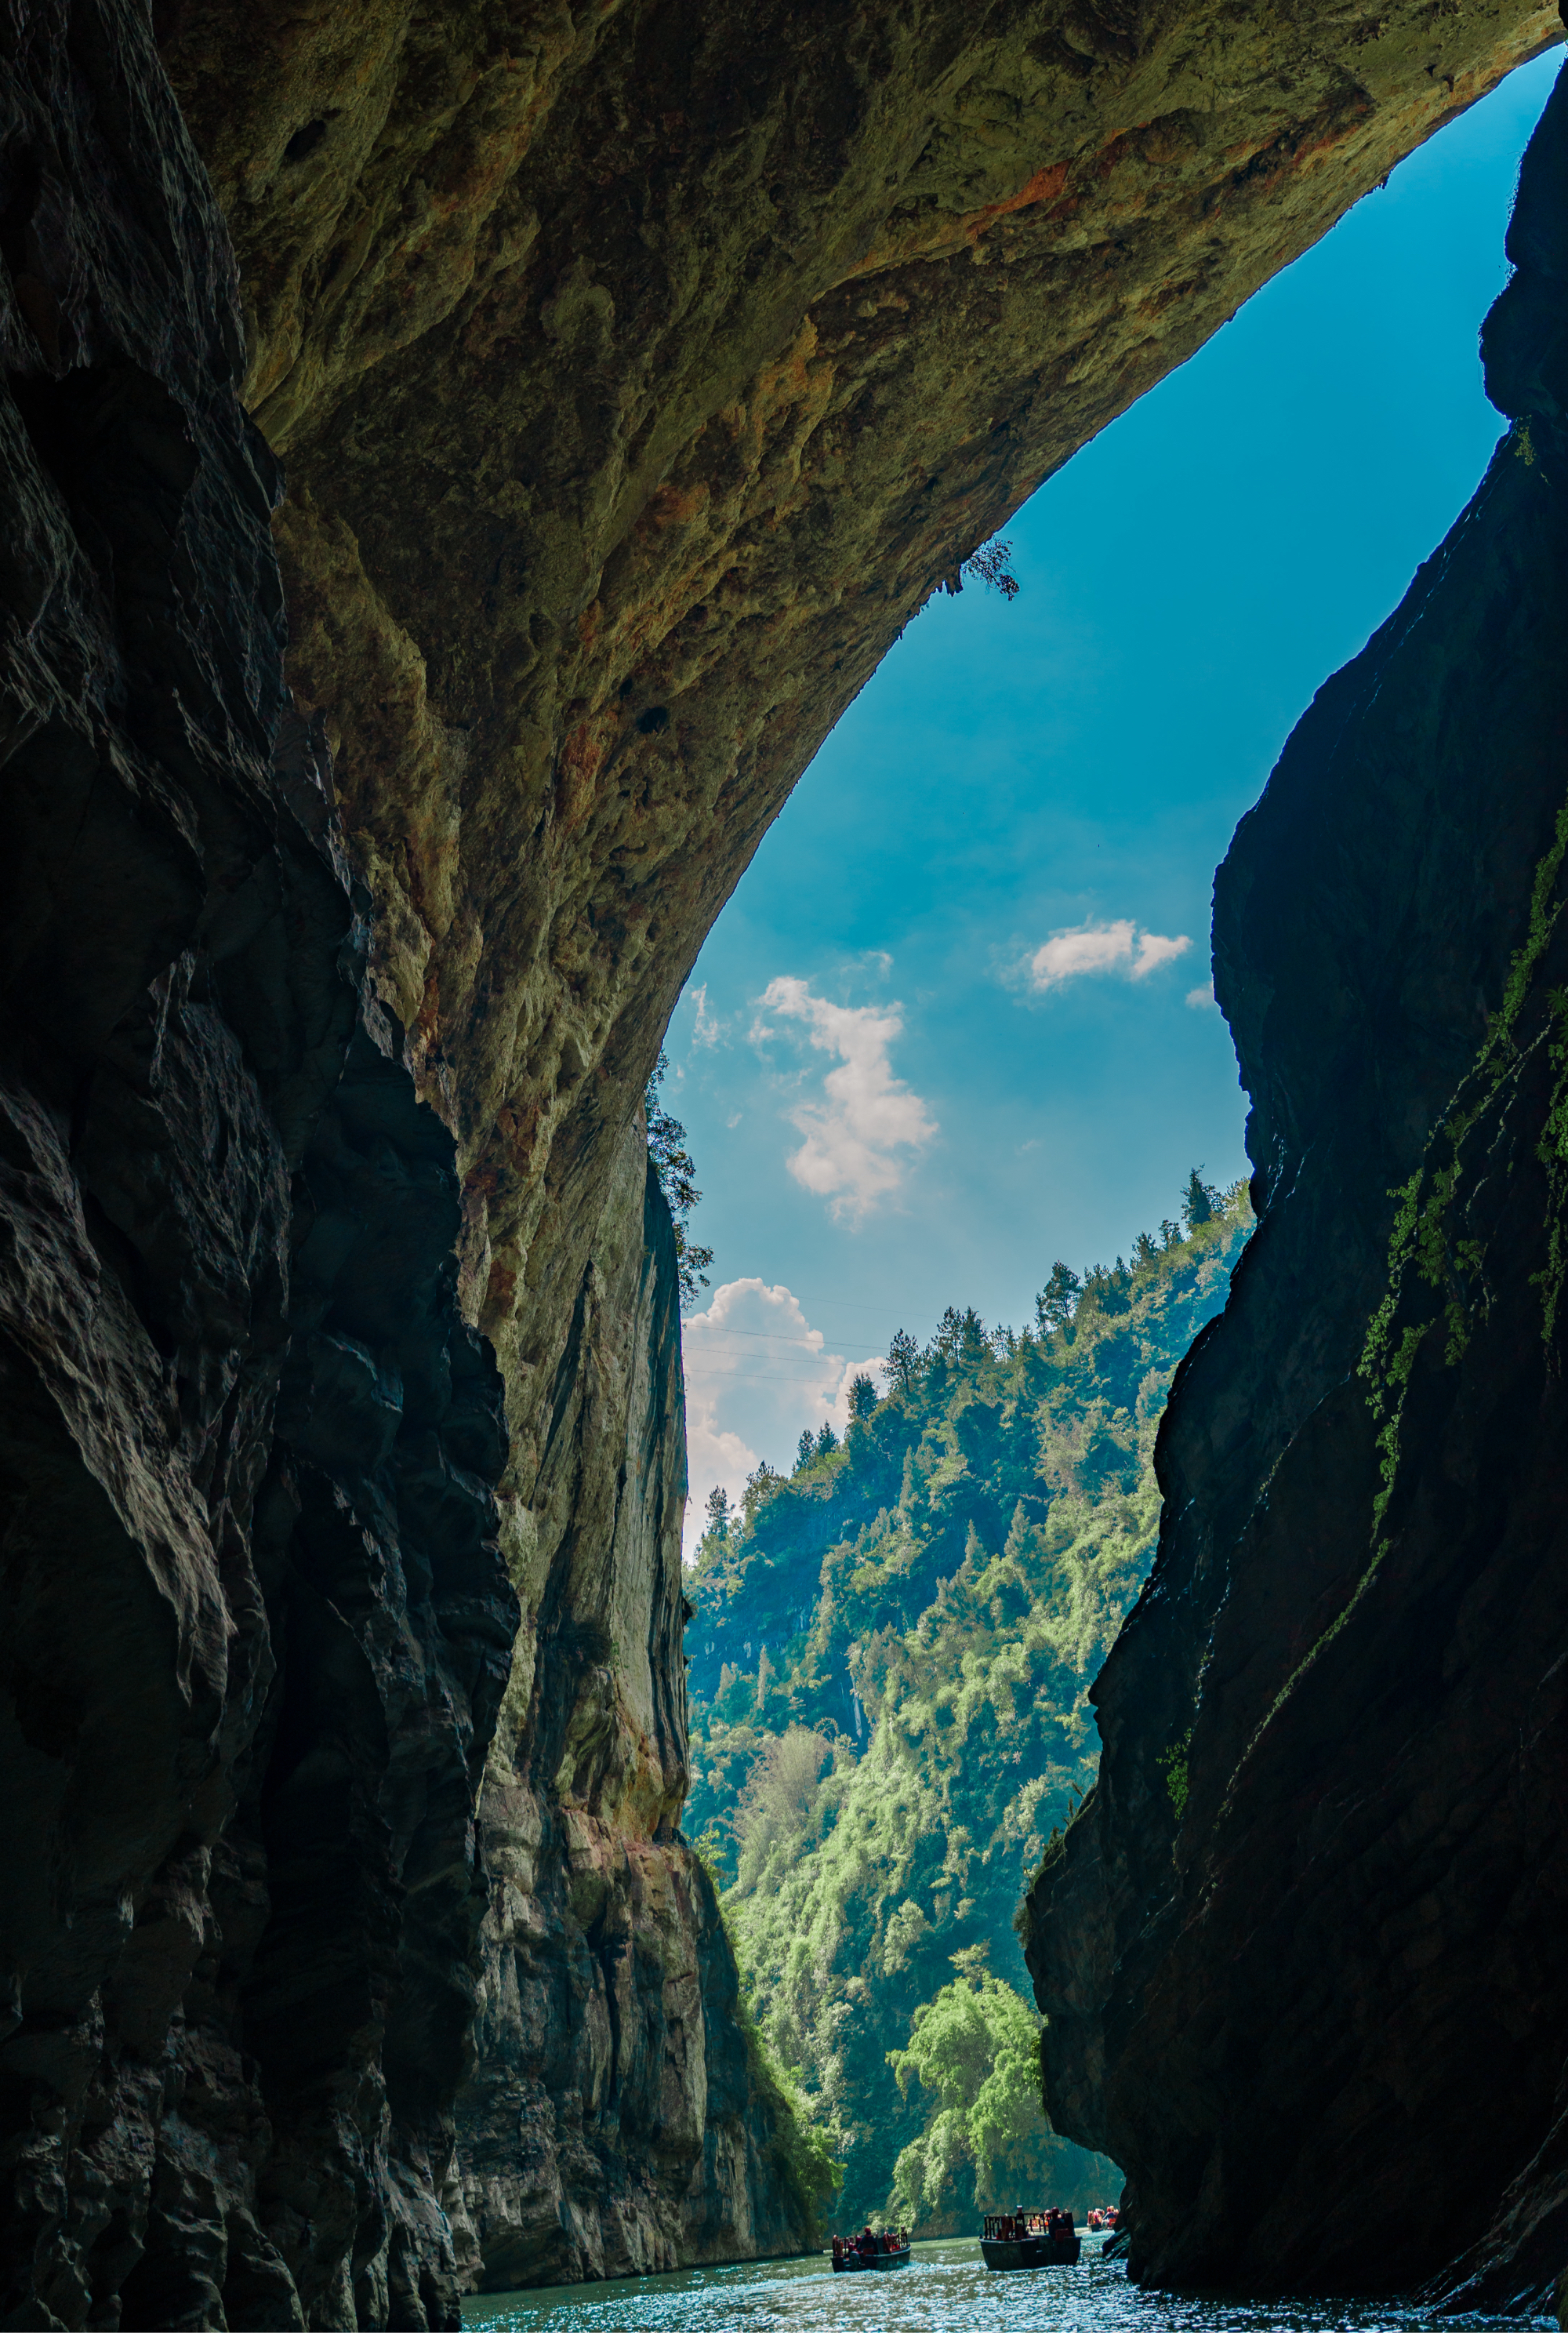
(461, 2237), (1548, 2333)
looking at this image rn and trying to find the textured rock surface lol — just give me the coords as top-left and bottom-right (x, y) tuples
(0, 7), (514, 2325)
(150, 0), (1554, 2289)
(1026, 59), (1568, 2310)
(156, 0), (1559, 1419)
(454, 1139), (810, 2286)
(5, 0), (1568, 2314)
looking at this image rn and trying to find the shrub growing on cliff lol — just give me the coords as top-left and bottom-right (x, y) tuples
(644, 1050), (713, 1306)
(708, 1881), (842, 2237)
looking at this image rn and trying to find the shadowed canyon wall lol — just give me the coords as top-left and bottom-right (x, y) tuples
(1027, 57), (1568, 2315)
(0, 8), (518, 2326)
(2, 0), (1566, 2320)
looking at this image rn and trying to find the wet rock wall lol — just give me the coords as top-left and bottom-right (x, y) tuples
(1025, 56), (1568, 2313)
(0, 8), (514, 2324)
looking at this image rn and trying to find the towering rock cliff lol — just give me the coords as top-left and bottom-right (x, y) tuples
(0, 6), (517, 2325)
(452, 1132), (815, 2286)
(1026, 56), (1568, 2314)
(2, 0), (1565, 2320)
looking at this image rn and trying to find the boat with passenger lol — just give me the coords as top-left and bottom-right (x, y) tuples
(979, 2207), (1081, 2269)
(831, 2226), (913, 2272)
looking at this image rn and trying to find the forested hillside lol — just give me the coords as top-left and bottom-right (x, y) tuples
(685, 1177), (1253, 2233)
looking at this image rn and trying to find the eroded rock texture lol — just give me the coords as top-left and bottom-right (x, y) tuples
(5, 0), (1568, 2315)
(0, 7), (514, 2325)
(155, 0), (1559, 1442)
(455, 1139), (808, 2285)
(147, 0), (1554, 2292)
(1027, 59), (1568, 2311)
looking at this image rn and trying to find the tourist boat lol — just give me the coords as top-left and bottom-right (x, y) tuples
(830, 2229), (913, 2271)
(980, 2208), (1081, 2269)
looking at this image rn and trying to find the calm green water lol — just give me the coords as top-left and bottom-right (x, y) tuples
(462, 2237), (1548, 2331)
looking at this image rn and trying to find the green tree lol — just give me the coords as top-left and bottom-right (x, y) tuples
(797, 1428), (817, 1472)
(887, 1960), (1098, 2229)
(742, 1459), (782, 1523)
(956, 534), (1017, 597)
(704, 1485), (731, 1542)
(1182, 1165), (1221, 1232)
(815, 1422), (840, 1459)
(849, 1374), (879, 1421)
(1035, 1263), (1082, 1337)
(682, 1178), (1254, 2229)
(887, 1328), (920, 1393)
(644, 1051), (714, 1306)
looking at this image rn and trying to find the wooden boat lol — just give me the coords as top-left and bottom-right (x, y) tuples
(831, 2233), (913, 2272)
(980, 2210), (1081, 2270)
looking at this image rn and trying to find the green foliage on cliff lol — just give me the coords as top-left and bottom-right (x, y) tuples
(645, 1050), (713, 1307)
(887, 1955), (1059, 2219)
(684, 1178), (1254, 2231)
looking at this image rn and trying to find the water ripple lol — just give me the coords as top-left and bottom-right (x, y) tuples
(462, 2240), (1550, 2331)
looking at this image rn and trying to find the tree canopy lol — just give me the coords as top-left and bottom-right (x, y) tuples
(684, 1176), (1254, 2229)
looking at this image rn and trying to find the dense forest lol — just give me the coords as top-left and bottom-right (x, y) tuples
(684, 1175), (1254, 2233)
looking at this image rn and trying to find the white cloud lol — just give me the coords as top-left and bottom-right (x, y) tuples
(1025, 917), (1192, 993)
(1131, 930), (1192, 978)
(689, 982), (721, 1047)
(681, 1277), (886, 1557)
(750, 976), (937, 1225)
(1186, 983), (1218, 1010)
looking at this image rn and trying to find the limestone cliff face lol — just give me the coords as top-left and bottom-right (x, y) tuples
(5, 0), (1567, 2320)
(1026, 60), (1568, 2311)
(0, 9), (515, 2327)
(150, 1), (1555, 2296)
(454, 1139), (808, 2288)
(155, 0), (1558, 1516)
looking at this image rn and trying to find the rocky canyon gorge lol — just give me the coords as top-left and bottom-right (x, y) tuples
(2, 0), (1565, 2324)
(1026, 53), (1568, 2320)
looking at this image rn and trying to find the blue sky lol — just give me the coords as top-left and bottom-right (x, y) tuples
(672, 49), (1563, 1543)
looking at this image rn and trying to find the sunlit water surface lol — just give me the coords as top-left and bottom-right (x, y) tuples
(462, 2238), (1550, 2331)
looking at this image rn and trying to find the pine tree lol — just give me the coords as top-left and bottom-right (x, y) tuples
(815, 1422), (839, 1459)
(644, 1050), (715, 1306)
(848, 1373), (878, 1421)
(1035, 1262), (1082, 1337)
(797, 1428), (816, 1471)
(704, 1485), (731, 1542)
(887, 1328), (920, 1393)
(1182, 1166), (1221, 1232)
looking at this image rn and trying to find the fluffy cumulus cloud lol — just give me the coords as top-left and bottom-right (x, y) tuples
(1186, 982), (1218, 1010)
(751, 976), (938, 1224)
(1025, 917), (1192, 993)
(681, 1277), (885, 1557)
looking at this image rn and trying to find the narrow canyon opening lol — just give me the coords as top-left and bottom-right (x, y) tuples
(2, 3), (1567, 2327)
